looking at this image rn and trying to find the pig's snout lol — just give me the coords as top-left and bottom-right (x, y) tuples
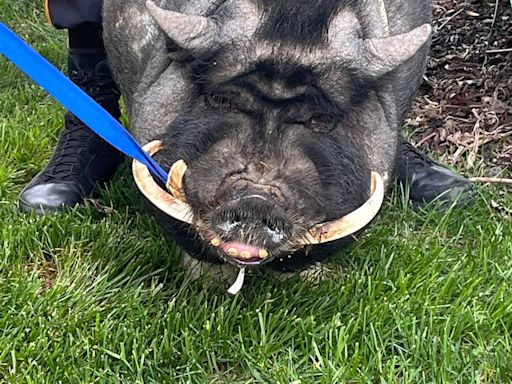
(211, 196), (293, 250)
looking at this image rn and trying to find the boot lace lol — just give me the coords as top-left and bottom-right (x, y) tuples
(400, 139), (435, 168)
(39, 62), (122, 187)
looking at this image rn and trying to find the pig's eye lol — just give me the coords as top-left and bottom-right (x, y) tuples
(306, 114), (336, 133)
(205, 93), (240, 112)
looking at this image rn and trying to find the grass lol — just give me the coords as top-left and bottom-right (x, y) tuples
(1, 1), (512, 382)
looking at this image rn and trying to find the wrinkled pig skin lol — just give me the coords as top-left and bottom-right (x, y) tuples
(103, 0), (431, 271)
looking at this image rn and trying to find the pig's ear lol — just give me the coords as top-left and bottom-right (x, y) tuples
(146, 0), (220, 55)
(359, 23), (432, 78)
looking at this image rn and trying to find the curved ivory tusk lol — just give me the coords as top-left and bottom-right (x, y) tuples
(300, 172), (385, 245)
(167, 159), (188, 202)
(132, 140), (194, 225)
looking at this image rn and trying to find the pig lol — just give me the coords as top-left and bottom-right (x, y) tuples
(102, 0), (432, 274)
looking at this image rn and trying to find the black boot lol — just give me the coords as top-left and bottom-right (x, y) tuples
(396, 139), (473, 207)
(19, 49), (124, 215)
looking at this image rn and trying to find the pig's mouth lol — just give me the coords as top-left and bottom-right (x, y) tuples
(201, 231), (271, 266)
(132, 141), (385, 267)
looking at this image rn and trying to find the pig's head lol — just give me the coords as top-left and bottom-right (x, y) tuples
(131, 0), (431, 270)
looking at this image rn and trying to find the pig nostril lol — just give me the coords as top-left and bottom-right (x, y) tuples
(262, 218), (289, 243)
(265, 227), (287, 243)
(216, 220), (242, 234)
(262, 217), (278, 231)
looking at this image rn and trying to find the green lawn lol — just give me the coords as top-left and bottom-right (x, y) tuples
(1, 1), (512, 383)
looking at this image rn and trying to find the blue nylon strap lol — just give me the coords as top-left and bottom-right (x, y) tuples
(0, 22), (168, 184)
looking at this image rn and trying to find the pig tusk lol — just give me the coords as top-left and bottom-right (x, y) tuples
(167, 159), (188, 202)
(299, 171), (385, 245)
(132, 140), (194, 225)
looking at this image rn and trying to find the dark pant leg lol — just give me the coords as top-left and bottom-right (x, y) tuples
(46, 0), (104, 29)
(46, 0), (104, 49)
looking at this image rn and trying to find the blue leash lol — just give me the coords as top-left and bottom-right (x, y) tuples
(0, 22), (168, 184)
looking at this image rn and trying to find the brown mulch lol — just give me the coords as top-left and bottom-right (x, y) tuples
(406, 0), (512, 177)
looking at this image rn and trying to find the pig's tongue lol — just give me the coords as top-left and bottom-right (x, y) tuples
(221, 243), (265, 295)
(208, 239), (269, 294)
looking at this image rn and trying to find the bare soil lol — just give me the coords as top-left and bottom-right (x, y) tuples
(407, 0), (511, 177)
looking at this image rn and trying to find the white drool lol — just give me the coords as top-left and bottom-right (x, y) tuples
(227, 268), (246, 295)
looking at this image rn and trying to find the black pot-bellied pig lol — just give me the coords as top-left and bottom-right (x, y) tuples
(102, 0), (432, 289)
